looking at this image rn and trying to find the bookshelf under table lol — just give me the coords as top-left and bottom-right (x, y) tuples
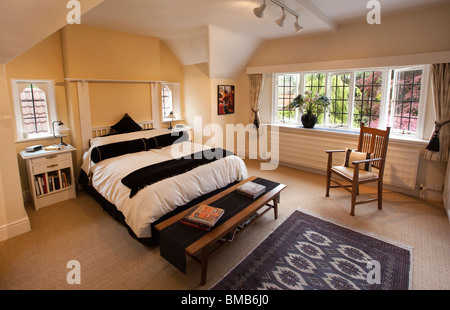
(20, 145), (77, 211)
(155, 176), (286, 286)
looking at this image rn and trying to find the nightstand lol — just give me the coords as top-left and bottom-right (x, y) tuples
(20, 145), (77, 210)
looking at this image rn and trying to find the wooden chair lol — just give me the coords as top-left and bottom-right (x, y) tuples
(325, 123), (390, 216)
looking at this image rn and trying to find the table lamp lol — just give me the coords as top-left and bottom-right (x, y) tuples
(52, 121), (70, 146)
(166, 111), (175, 130)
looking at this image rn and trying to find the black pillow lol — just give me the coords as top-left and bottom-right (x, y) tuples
(111, 113), (142, 133)
(146, 131), (189, 149)
(91, 138), (148, 163)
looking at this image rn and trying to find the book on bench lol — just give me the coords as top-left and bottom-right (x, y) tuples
(180, 204), (225, 230)
(236, 181), (266, 199)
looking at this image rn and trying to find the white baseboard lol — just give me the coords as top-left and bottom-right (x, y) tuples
(0, 217), (31, 242)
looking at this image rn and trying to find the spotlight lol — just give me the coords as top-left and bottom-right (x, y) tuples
(253, 0), (266, 18)
(294, 16), (304, 33)
(253, 0), (304, 34)
(275, 8), (286, 27)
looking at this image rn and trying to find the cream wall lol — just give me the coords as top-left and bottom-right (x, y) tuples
(0, 64), (30, 241)
(6, 31), (71, 195)
(183, 64), (242, 148)
(61, 25), (161, 80)
(184, 63), (212, 144)
(60, 25), (184, 172)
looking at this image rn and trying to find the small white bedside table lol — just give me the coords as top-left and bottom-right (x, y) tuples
(20, 145), (77, 210)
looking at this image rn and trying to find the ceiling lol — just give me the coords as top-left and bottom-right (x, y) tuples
(1, 0), (449, 77)
(82, 0), (449, 42)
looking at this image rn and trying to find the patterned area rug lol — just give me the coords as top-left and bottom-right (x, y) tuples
(212, 210), (412, 290)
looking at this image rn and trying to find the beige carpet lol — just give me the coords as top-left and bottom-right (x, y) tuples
(1, 159), (449, 290)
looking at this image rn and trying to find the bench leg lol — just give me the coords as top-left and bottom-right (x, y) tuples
(200, 246), (210, 286)
(273, 195), (279, 220)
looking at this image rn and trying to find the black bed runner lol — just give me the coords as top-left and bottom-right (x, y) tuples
(121, 148), (234, 198)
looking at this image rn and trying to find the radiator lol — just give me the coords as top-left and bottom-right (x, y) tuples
(270, 128), (420, 190)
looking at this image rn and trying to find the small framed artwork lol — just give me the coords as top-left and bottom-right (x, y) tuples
(218, 85), (235, 115)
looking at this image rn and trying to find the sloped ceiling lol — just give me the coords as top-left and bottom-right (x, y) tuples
(0, 0), (104, 64)
(81, 0), (338, 79)
(2, 0), (449, 77)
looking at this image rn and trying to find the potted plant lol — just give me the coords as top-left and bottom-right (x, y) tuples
(290, 91), (331, 128)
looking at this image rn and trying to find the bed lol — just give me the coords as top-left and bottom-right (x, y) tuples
(79, 116), (248, 246)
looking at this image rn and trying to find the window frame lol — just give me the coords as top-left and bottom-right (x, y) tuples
(11, 79), (58, 141)
(272, 73), (300, 124)
(161, 82), (181, 123)
(272, 65), (429, 139)
(388, 66), (429, 137)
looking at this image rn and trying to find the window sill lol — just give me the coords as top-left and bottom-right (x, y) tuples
(266, 123), (429, 148)
(162, 118), (184, 123)
(15, 134), (66, 144)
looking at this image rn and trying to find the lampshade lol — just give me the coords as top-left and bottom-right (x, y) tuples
(52, 120), (70, 146)
(253, 1), (266, 18)
(55, 124), (70, 133)
(294, 17), (304, 33)
(275, 8), (286, 27)
(167, 111), (176, 119)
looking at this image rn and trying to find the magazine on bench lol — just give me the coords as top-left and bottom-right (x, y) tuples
(236, 181), (266, 199)
(180, 204), (225, 230)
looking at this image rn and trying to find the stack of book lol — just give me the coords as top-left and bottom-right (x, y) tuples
(180, 204), (225, 231)
(236, 181), (266, 199)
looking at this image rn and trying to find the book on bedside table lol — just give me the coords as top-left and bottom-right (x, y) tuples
(236, 181), (266, 199)
(180, 204), (225, 230)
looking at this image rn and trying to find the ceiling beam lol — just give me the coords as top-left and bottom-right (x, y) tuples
(295, 0), (337, 30)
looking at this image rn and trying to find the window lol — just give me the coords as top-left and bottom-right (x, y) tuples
(162, 85), (173, 119)
(273, 65), (428, 138)
(388, 68), (423, 133)
(161, 83), (181, 122)
(304, 73), (326, 125)
(329, 73), (351, 126)
(353, 71), (383, 129)
(275, 74), (299, 123)
(11, 80), (57, 140)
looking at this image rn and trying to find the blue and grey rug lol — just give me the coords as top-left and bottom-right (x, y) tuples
(212, 210), (412, 290)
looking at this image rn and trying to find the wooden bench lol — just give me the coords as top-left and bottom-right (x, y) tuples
(155, 176), (286, 285)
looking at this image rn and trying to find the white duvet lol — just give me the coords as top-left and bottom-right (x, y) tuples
(81, 129), (248, 238)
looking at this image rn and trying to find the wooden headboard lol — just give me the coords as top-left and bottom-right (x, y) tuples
(91, 120), (154, 138)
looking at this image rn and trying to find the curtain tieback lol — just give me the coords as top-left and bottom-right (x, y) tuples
(426, 120), (450, 152)
(252, 109), (260, 129)
(435, 120), (450, 130)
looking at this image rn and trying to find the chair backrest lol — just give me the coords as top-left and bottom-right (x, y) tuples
(357, 123), (390, 172)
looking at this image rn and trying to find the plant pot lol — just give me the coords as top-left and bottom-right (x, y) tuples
(301, 113), (317, 128)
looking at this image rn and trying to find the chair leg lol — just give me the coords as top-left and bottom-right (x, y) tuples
(350, 184), (357, 216)
(326, 153), (332, 197)
(326, 170), (331, 197)
(378, 179), (383, 210)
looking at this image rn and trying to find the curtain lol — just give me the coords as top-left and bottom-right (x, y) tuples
(249, 74), (265, 129)
(150, 82), (161, 129)
(424, 63), (450, 162)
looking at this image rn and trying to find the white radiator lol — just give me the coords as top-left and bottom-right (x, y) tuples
(271, 128), (420, 190)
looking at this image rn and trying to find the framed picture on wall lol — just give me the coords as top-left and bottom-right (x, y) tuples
(218, 85), (235, 115)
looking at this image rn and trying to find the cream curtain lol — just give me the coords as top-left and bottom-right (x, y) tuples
(150, 82), (161, 129)
(424, 63), (450, 162)
(249, 74), (265, 129)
